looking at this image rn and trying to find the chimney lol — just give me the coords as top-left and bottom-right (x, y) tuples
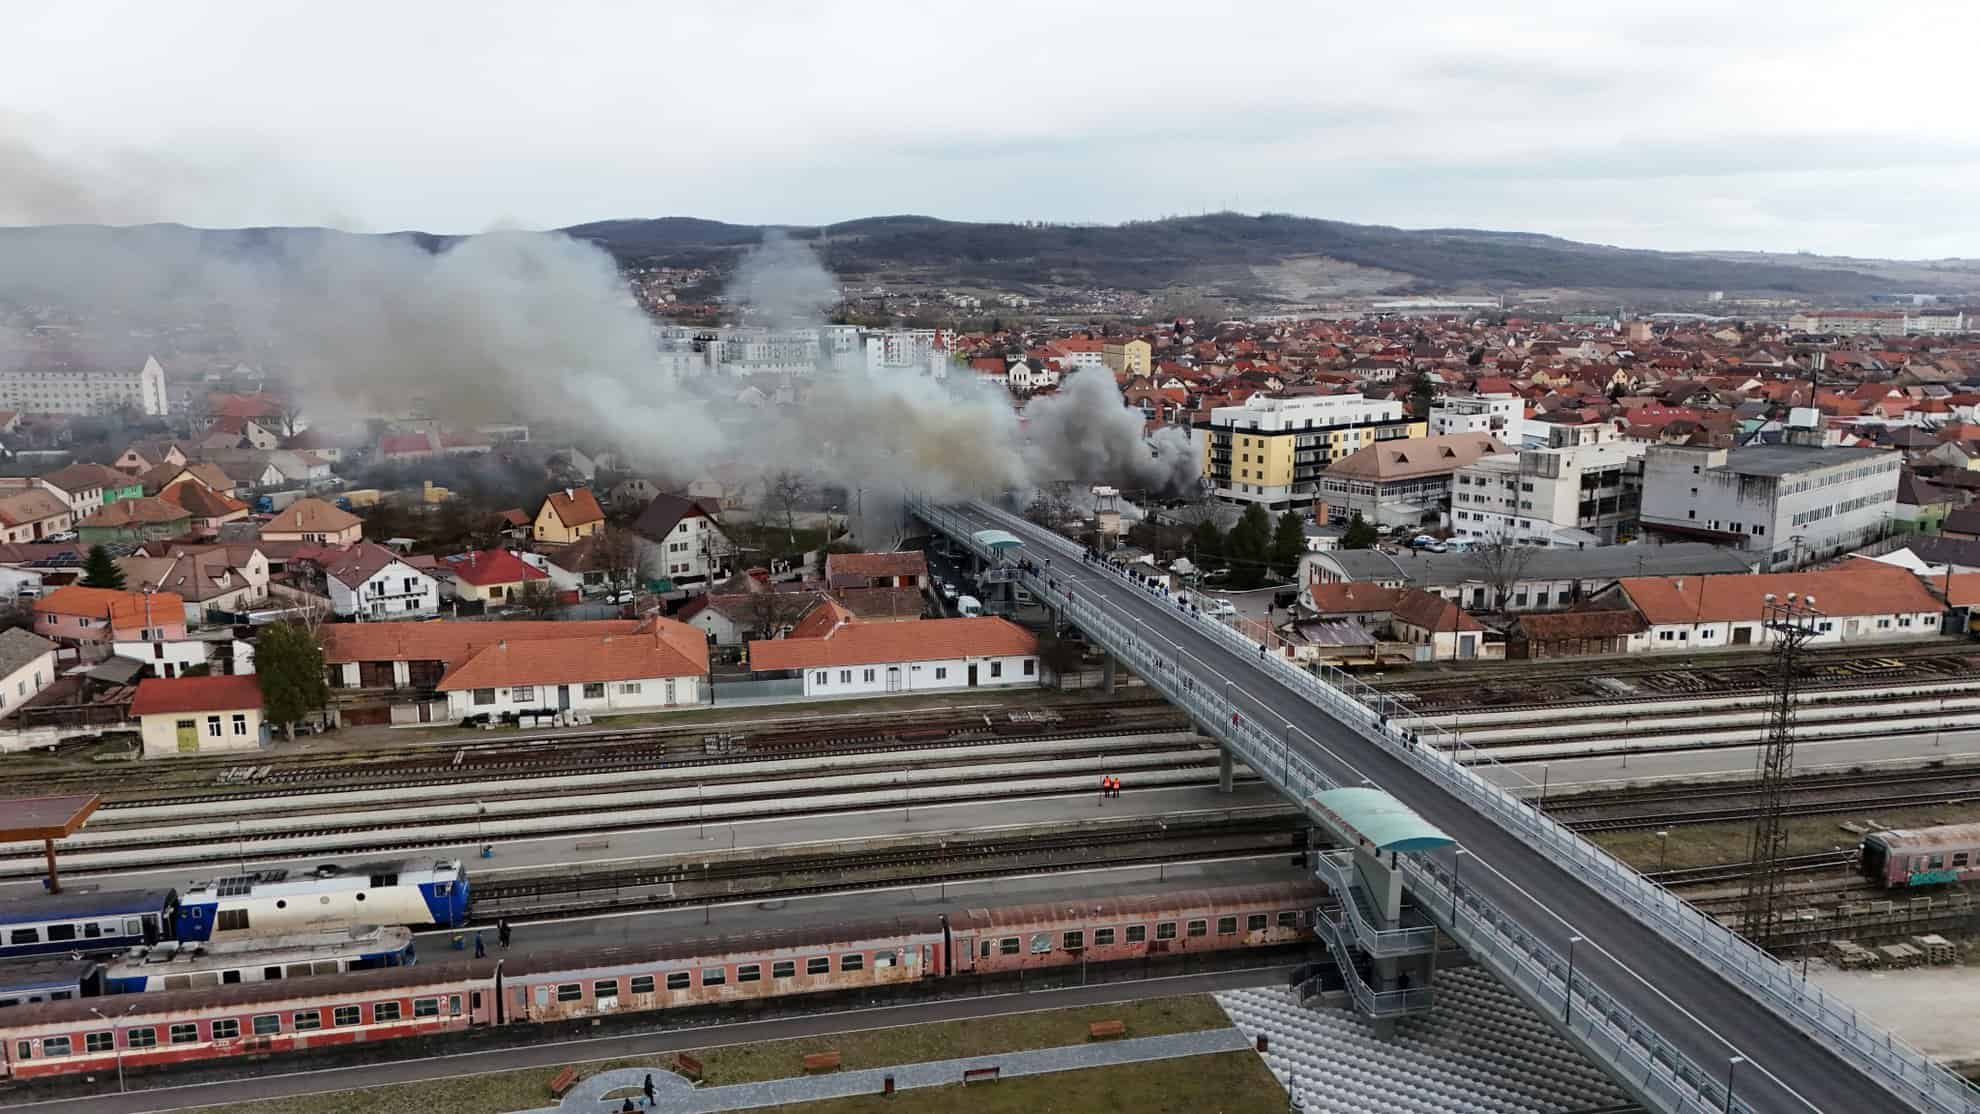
(565, 488), (573, 501)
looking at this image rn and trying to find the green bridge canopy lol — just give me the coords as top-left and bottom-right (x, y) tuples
(972, 529), (1023, 551)
(1310, 787), (1454, 853)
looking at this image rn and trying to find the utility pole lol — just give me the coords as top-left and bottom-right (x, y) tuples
(1737, 592), (1822, 951)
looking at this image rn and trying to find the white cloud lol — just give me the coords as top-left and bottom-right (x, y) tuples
(3, 0), (1976, 256)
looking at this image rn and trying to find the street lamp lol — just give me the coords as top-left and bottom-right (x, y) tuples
(1723, 1055), (1747, 1112)
(1656, 830), (1671, 874)
(1563, 934), (1584, 1027)
(90, 1002), (139, 1093)
(1450, 848), (1468, 926)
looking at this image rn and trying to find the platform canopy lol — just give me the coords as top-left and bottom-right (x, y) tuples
(1310, 787), (1453, 853)
(972, 529), (1023, 551)
(0, 794), (99, 843)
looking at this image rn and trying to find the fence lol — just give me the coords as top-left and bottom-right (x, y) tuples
(916, 497), (1980, 1114)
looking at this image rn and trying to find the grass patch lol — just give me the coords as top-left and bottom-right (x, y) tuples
(1591, 799), (1980, 872)
(190, 995), (1233, 1114)
(756, 1050), (1284, 1113)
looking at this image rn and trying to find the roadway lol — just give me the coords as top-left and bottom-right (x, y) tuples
(949, 502), (1903, 1114)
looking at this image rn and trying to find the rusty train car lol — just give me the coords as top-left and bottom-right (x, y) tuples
(0, 883), (1319, 1083)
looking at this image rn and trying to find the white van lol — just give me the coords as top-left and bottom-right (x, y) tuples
(957, 595), (983, 617)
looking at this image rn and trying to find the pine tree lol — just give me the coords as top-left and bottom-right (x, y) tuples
(256, 623), (328, 741)
(1227, 504), (1272, 588)
(1343, 511), (1380, 549)
(1271, 511), (1306, 578)
(1189, 519), (1224, 567)
(81, 545), (126, 590)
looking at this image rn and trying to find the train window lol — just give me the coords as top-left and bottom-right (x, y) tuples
(841, 953), (864, 971)
(1156, 922), (1178, 940)
(1931, 855), (1947, 869)
(450, 996), (462, 1016)
(86, 1032), (114, 1053)
(738, 964), (761, 983)
(1095, 928), (1116, 946)
(666, 972), (691, 990)
(312, 962), (339, 976)
(630, 976), (656, 995)
(222, 970), (242, 985)
(368, 873), (398, 888)
(374, 1002), (402, 1022)
(979, 940), (991, 958)
(41, 1036), (70, 1057)
(1248, 915), (1268, 932)
(702, 968), (726, 986)
(126, 918), (143, 935)
(190, 973), (221, 990)
(1217, 917), (1237, 936)
(253, 1015), (282, 1036)
(1188, 920), (1208, 938)
(83, 923), (100, 939)
(355, 893), (366, 902)
(555, 984), (582, 1002)
(1002, 938), (1023, 955)
(293, 1011), (322, 1031)
(170, 1024), (198, 1044)
(1028, 933), (1052, 955)
(413, 997), (440, 1017)
(1958, 853), (1971, 868)
(9, 928), (38, 945)
(591, 981), (617, 1000)
(127, 1028), (157, 1048)
(1126, 925), (1146, 943)
(333, 1007), (360, 1027)
(1277, 911), (1298, 929)
(47, 924), (76, 942)
(874, 951), (896, 969)
(0, 999), (14, 1008)
(807, 957), (831, 975)
(772, 962), (795, 979)
(1063, 931), (1084, 950)
(264, 966), (284, 980)
(212, 1020), (240, 1040)
(217, 909), (250, 932)
(15, 1040), (30, 1060)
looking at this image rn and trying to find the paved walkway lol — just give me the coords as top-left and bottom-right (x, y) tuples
(534, 1028), (1255, 1112)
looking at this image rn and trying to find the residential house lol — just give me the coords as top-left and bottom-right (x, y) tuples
(1598, 563), (1944, 651)
(1301, 541), (1753, 613)
(112, 440), (190, 477)
(1102, 338), (1152, 376)
(325, 542), (440, 620)
(630, 493), (731, 588)
(260, 497), (363, 546)
(0, 489), (74, 543)
(533, 487), (606, 545)
(824, 551), (929, 590)
(266, 450), (334, 486)
(76, 497), (193, 545)
(159, 482), (251, 534)
(129, 674), (264, 758)
(116, 546), (269, 623)
(202, 414), (281, 450)
(748, 617), (1039, 697)
(1305, 583), (1502, 661)
(323, 619), (642, 692)
(0, 628), (57, 718)
(444, 548), (546, 604)
(434, 618), (709, 718)
(280, 429), (347, 462)
(32, 586), (187, 659)
(532, 533), (636, 597)
(35, 462), (139, 520)
(608, 478), (660, 510)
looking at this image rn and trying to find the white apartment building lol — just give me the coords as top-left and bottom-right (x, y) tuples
(0, 356), (168, 416)
(1429, 394), (1531, 447)
(863, 329), (949, 379)
(1785, 311), (1906, 337)
(1906, 312), (1970, 336)
(1451, 438), (1645, 546)
(1201, 392), (1416, 510)
(1638, 442), (1900, 569)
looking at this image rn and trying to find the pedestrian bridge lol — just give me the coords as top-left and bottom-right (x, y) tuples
(914, 496), (1979, 1114)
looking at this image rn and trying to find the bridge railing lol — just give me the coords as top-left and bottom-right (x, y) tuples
(927, 498), (1980, 1114)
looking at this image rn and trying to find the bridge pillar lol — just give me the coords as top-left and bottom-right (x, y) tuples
(1101, 651), (1117, 694)
(1218, 744), (1235, 793)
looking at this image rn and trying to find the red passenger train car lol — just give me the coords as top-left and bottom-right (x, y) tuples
(0, 882), (1321, 1083)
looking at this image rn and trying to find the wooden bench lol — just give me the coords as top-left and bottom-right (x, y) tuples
(1087, 1019), (1126, 1040)
(962, 1066), (1001, 1085)
(675, 1053), (704, 1082)
(548, 1068), (578, 1096)
(802, 1050), (842, 1073)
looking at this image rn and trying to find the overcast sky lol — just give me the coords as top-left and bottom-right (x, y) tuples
(5, 1), (1977, 258)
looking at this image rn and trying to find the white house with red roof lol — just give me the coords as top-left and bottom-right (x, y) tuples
(129, 674), (264, 758)
(434, 618), (709, 718)
(443, 548), (546, 604)
(748, 616), (1039, 697)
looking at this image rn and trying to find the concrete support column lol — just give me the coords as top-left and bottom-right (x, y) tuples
(1101, 652), (1117, 694)
(1219, 744), (1235, 793)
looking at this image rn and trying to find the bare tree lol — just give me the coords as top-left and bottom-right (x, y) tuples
(593, 525), (643, 594)
(276, 400), (306, 439)
(508, 579), (561, 619)
(1466, 533), (1538, 612)
(745, 589), (817, 641)
(1024, 482), (1080, 529)
(764, 471), (810, 548)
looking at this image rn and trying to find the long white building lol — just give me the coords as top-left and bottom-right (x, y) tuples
(0, 356), (168, 416)
(1638, 442), (1900, 569)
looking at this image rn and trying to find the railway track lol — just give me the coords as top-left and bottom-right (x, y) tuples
(1555, 785), (1980, 833)
(1643, 851), (1859, 889)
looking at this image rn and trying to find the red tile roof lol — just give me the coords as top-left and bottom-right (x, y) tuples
(264, 498), (361, 535)
(445, 549), (546, 587)
(541, 488), (605, 528)
(34, 585), (185, 626)
(321, 619), (644, 666)
(748, 617), (1036, 670)
(1618, 563), (1941, 625)
(435, 619), (707, 690)
(129, 674), (262, 717)
(825, 551), (928, 582)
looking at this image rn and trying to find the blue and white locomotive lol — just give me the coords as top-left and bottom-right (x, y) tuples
(174, 859), (468, 941)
